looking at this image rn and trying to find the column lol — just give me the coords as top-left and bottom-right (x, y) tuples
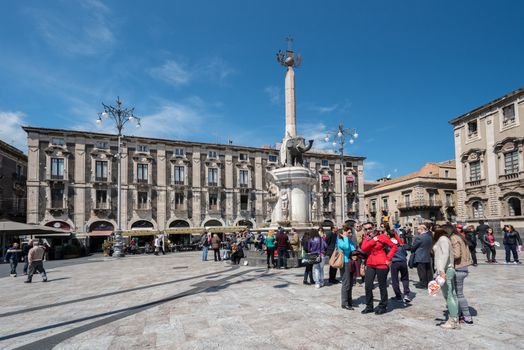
(484, 116), (499, 218)
(334, 162), (343, 225)
(224, 153), (233, 225)
(285, 67), (297, 137)
(26, 134), (40, 224)
(357, 162), (365, 223)
(120, 140), (129, 230)
(192, 151), (201, 226)
(254, 155), (264, 225)
(74, 141), (86, 232)
(156, 145), (167, 230)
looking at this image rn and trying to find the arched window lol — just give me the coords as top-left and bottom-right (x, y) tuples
(508, 198), (522, 216)
(472, 201), (484, 219)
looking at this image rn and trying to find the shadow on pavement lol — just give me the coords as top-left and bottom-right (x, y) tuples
(45, 277), (71, 283)
(4, 267), (255, 350)
(0, 266), (239, 318)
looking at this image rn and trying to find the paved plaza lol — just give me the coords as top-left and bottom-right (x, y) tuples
(0, 252), (522, 350)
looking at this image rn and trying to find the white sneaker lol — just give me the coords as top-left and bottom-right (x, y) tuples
(504, 261), (509, 264)
(315, 284), (321, 289)
(403, 295), (412, 303)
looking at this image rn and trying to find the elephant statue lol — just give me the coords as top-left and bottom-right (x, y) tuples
(286, 137), (314, 166)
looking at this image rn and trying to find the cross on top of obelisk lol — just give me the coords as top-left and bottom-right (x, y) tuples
(286, 35), (294, 51)
(276, 35), (302, 68)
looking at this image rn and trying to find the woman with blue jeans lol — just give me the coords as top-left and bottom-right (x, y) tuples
(337, 230), (356, 309)
(308, 229), (327, 289)
(433, 228), (460, 329)
(451, 227), (474, 324)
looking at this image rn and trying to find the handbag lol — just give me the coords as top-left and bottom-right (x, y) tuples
(329, 249), (344, 269)
(408, 251), (417, 269)
(359, 263), (366, 277)
(306, 253), (321, 265)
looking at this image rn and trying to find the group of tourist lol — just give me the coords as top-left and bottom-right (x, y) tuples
(288, 220), (521, 330)
(4, 239), (48, 283)
(199, 230), (257, 264)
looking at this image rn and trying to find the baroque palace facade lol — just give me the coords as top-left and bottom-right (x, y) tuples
(23, 127), (365, 238)
(449, 87), (524, 233)
(364, 161), (457, 227)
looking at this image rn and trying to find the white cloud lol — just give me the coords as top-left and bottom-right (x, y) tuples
(136, 102), (203, 139)
(28, 1), (115, 56)
(304, 99), (352, 115)
(149, 59), (191, 86)
(264, 86), (282, 106)
(310, 104), (339, 114)
(150, 57), (235, 87)
(0, 111), (27, 152)
(300, 122), (336, 153)
(202, 57), (235, 83)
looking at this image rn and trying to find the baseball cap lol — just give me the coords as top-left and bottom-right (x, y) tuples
(455, 224), (463, 229)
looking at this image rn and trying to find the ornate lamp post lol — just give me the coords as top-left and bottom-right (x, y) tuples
(324, 123), (358, 226)
(96, 97), (141, 257)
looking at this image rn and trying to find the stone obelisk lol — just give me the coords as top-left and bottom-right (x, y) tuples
(278, 36), (302, 165)
(269, 37), (316, 227)
(284, 64), (297, 138)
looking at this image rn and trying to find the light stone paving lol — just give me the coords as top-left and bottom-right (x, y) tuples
(0, 253), (522, 350)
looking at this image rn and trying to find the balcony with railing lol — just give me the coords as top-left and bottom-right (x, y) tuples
(46, 173), (68, 183)
(47, 197), (68, 215)
(135, 201), (151, 211)
(465, 178), (485, 188)
(94, 176), (109, 183)
(93, 201), (111, 214)
(499, 171), (521, 182)
(134, 177), (151, 187)
(398, 199), (442, 211)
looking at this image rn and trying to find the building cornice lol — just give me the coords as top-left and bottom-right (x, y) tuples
(364, 177), (457, 197)
(22, 126), (366, 161)
(0, 139), (27, 161)
(448, 87), (524, 126)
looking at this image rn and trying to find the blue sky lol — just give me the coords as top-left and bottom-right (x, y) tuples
(1, 0), (523, 180)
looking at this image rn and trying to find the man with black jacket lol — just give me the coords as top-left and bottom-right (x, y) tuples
(325, 228), (340, 284)
(466, 225), (479, 266)
(411, 225), (433, 288)
(276, 229), (289, 269)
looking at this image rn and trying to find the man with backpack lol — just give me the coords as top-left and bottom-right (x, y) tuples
(387, 231), (411, 303)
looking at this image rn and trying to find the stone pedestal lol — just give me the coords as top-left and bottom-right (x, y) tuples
(268, 167), (317, 227)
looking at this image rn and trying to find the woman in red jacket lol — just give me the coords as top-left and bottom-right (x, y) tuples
(360, 222), (398, 315)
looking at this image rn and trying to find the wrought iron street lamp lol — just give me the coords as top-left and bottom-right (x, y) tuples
(97, 97), (141, 257)
(324, 123), (358, 226)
